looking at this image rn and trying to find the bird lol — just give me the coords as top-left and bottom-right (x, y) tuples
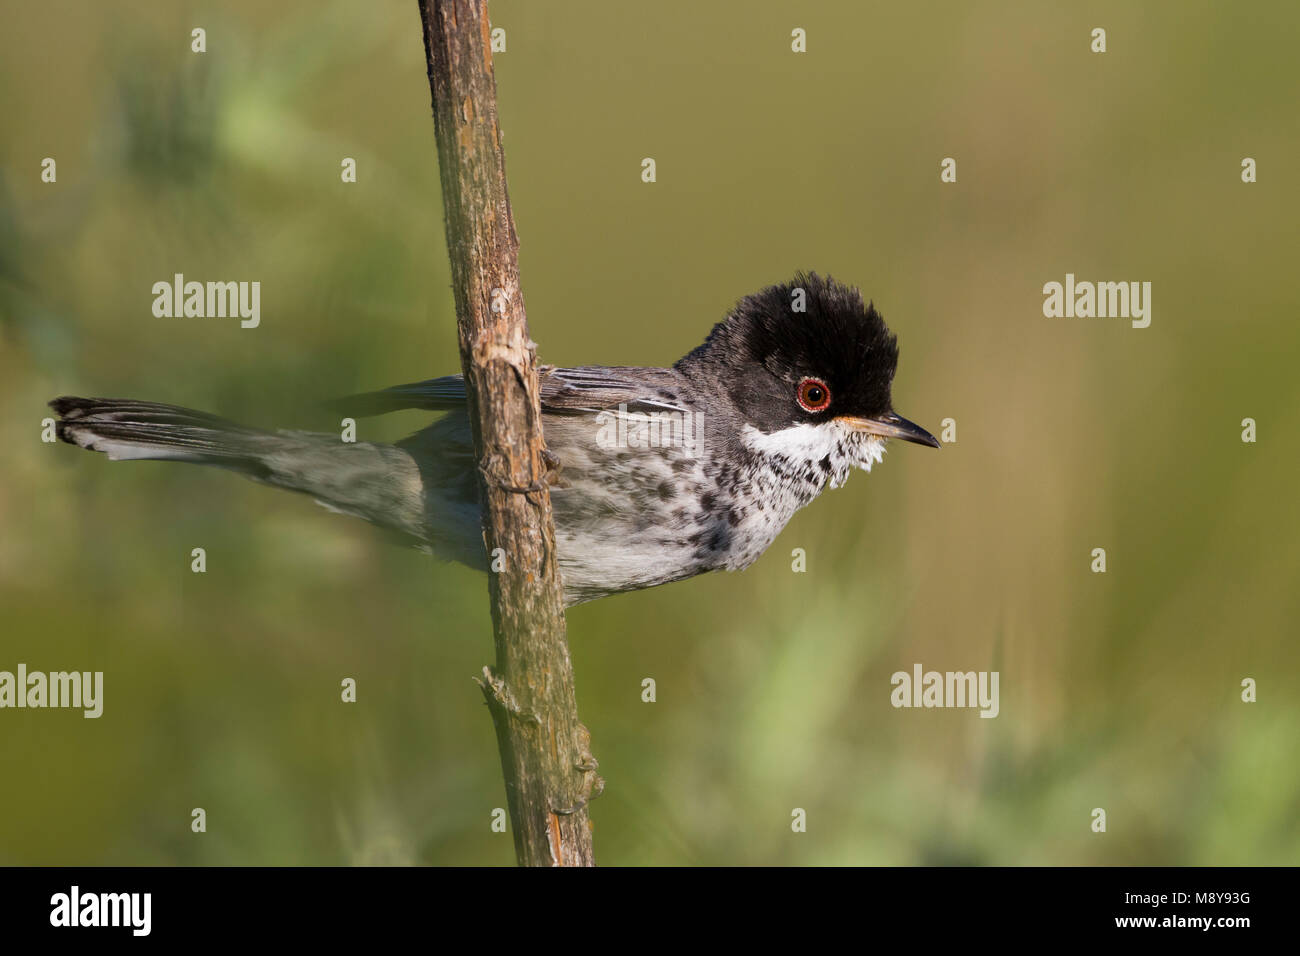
(49, 272), (938, 605)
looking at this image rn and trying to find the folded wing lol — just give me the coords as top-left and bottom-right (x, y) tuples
(335, 366), (690, 418)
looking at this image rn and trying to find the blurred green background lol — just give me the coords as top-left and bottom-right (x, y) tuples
(2, 0), (1297, 865)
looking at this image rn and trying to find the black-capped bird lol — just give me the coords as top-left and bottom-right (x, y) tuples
(51, 273), (938, 604)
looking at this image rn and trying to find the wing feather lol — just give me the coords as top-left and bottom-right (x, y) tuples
(335, 366), (689, 418)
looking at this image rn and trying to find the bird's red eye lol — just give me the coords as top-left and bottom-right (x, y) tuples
(796, 377), (831, 413)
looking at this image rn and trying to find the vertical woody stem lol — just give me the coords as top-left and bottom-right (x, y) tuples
(416, 0), (597, 866)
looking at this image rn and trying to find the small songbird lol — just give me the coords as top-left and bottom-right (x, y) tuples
(50, 273), (938, 605)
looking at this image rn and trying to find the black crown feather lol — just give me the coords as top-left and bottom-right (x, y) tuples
(678, 272), (901, 429)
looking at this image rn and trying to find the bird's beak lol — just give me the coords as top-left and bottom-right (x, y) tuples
(836, 412), (941, 448)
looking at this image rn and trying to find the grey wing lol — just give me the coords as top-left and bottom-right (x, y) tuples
(335, 366), (690, 417)
(334, 376), (470, 417)
(539, 366), (690, 415)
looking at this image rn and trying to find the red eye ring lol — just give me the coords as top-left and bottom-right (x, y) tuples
(796, 377), (832, 413)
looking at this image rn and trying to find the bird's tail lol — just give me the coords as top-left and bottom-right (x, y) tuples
(53, 397), (282, 471)
(49, 396), (429, 542)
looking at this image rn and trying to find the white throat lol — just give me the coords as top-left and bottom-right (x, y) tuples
(740, 421), (887, 489)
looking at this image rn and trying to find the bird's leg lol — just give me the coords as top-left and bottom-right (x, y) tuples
(540, 448), (568, 488)
(478, 448), (564, 498)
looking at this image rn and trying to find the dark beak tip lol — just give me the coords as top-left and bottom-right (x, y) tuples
(887, 412), (941, 449)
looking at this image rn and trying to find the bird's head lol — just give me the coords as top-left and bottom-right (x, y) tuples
(676, 272), (938, 483)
